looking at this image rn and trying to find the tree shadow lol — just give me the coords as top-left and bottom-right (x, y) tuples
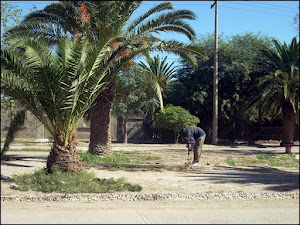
(208, 148), (293, 155)
(1, 161), (33, 168)
(1, 155), (46, 168)
(184, 166), (299, 192)
(11, 156), (47, 162)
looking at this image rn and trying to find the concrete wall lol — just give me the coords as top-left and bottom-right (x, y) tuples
(1, 111), (44, 139)
(1, 111), (139, 142)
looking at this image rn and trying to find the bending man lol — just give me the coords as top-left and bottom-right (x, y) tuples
(178, 126), (206, 166)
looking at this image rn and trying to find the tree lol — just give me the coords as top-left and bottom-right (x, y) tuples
(154, 104), (199, 142)
(139, 55), (177, 112)
(1, 34), (131, 172)
(258, 37), (299, 153)
(5, 1), (205, 155)
(113, 65), (159, 143)
(1, 1), (22, 36)
(1, 2), (37, 157)
(166, 32), (274, 143)
(1, 2), (24, 113)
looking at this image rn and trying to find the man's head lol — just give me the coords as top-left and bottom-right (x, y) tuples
(177, 134), (184, 143)
(177, 128), (187, 143)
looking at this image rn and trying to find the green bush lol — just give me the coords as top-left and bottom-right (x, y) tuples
(154, 104), (200, 140)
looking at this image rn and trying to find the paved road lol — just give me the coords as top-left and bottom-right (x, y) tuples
(2, 199), (300, 224)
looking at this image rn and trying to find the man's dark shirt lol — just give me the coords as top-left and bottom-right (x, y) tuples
(178, 126), (205, 145)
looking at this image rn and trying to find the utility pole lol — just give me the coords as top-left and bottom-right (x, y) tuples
(211, 0), (218, 145)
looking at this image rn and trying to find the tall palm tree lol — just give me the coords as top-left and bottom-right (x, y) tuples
(1, 32), (147, 172)
(4, 1), (206, 155)
(259, 37), (299, 152)
(139, 55), (176, 112)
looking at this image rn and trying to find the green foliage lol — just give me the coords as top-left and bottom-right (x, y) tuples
(166, 32), (276, 139)
(11, 165), (142, 193)
(139, 55), (177, 112)
(154, 104), (199, 134)
(1, 110), (26, 159)
(113, 65), (159, 117)
(80, 151), (160, 165)
(1, 35), (122, 146)
(80, 152), (134, 164)
(258, 37), (299, 115)
(4, 1), (205, 67)
(3, 1), (206, 148)
(1, 1), (22, 33)
(1, 1), (37, 44)
(226, 157), (238, 166)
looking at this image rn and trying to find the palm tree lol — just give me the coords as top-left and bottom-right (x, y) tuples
(139, 55), (176, 112)
(259, 37), (299, 153)
(1, 33), (144, 172)
(113, 65), (159, 143)
(4, 1), (206, 155)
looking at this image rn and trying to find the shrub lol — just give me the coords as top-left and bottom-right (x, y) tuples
(154, 104), (200, 142)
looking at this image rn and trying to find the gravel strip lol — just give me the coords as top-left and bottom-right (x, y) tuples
(1, 192), (299, 202)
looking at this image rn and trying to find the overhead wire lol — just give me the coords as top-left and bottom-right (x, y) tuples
(238, 1), (299, 10)
(223, 1), (298, 13)
(221, 5), (295, 18)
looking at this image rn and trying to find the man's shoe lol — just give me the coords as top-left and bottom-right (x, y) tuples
(192, 162), (199, 166)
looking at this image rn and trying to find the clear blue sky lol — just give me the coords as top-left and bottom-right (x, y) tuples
(3, 1), (299, 62)
(5, 1), (298, 42)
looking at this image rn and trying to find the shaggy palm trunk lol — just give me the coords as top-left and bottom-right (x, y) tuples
(282, 100), (296, 154)
(47, 141), (82, 173)
(88, 78), (116, 155)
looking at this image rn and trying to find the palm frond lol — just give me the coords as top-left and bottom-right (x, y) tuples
(127, 2), (174, 32)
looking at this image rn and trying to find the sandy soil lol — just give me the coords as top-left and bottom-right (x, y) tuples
(1, 143), (299, 196)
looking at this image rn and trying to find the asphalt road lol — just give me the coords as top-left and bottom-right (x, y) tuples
(1, 199), (299, 224)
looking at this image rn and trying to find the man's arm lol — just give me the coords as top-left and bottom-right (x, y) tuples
(186, 135), (195, 151)
(186, 143), (193, 151)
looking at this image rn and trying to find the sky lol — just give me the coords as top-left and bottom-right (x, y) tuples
(3, 1), (299, 63)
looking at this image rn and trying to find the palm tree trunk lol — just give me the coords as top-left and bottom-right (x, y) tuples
(88, 78), (116, 155)
(282, 100), (296, 153)
(47, 134), (82, 173)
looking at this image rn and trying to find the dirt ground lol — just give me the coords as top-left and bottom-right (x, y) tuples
(1, 142), (299, 224)
(1, 141), (299, 195)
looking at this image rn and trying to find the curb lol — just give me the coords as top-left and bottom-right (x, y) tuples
(2, 192), (299, 202)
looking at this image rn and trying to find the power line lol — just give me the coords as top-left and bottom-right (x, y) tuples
(221, 5), (295, 18)
(224, 1), (298, 13)
(242, 1), (299, 10)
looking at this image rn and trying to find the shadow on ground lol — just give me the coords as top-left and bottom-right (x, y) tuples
(1, 155), (47, 168)
(185, 166), (299, 192)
